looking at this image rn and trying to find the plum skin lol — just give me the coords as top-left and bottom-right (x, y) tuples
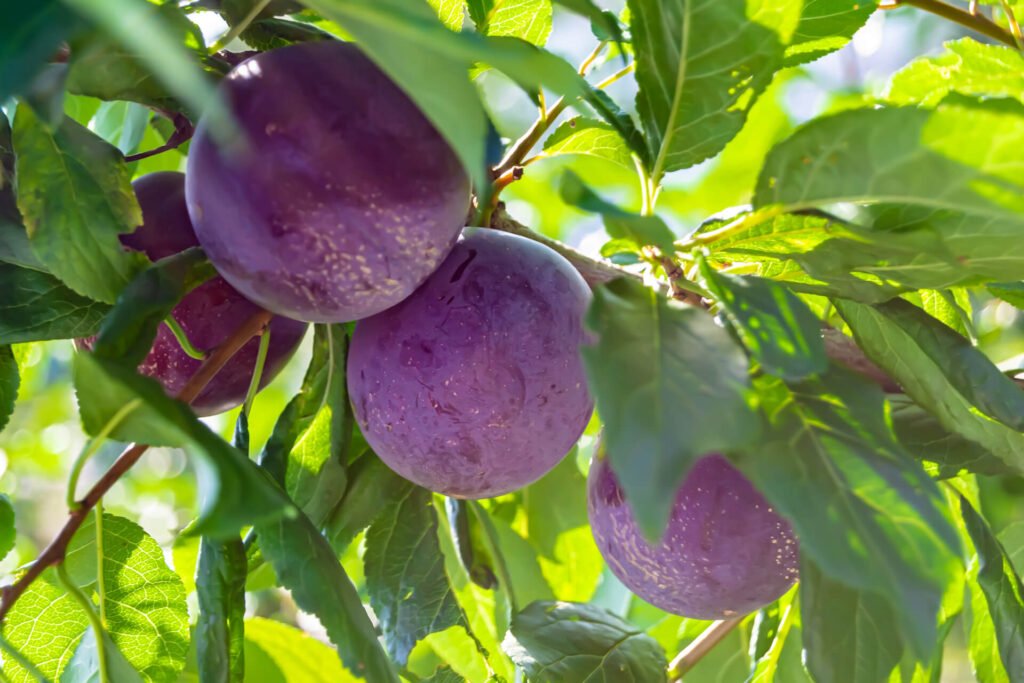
(80, 172), (307, 417)
(588, 454), (798, 618)
(185, 41), (471, 323)
(348, 230), (594, 498)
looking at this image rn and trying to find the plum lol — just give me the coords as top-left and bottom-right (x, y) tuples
(185, 41), (471, 323)
(80, 172), (307, 416)
(588, 454), (798, 618)
(348, 230), (594, 498)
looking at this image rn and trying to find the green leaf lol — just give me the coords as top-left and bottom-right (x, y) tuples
(261, 325), (349, 527)
(485, 0), (552, 46)
(66, 3), (208, 112)
(552, 0), (627, 47)
(92, 248), (215, 368)
(560, 172), (675, 252)
(13, 107), (147, 304)
(63, 628), (144, 683)
(987, 282), (1024, 309)
(754, 103), (1024, 237)
(0, 111), (44, 273)
(61, 0), (224, 130)
(427, 0), (468, 29)
(737, 367), (960, 658)
(421, 667), (464, 683)
(784, 0), (875, 66)
(581, 278), (758, 538)
(967, 570), (1008, 683)
(542, 118), (635, 171)
(800, 556), (903, 683)
(196, 537), (246, 683)
(255, 509), (399, 683)
(961, 497), (1024, 680)
(72, 353), (292, 537)
(365, 487), (467, 666)
(502, 601), (668, 682)
(242, 617), (362, 683)
(0, 1), (81, 100)
(3, 514), (189, 683)
(747, 589), (797, 683)
(523, 453), (588, 560)
(836, 299), (1024, 474)
(0, 346), (18, 433)
(0, 494), (15, 563)
(0, 262), (110, 344)
(327, 451), (414, 552)
(631, 0), (787, 178)
(88, 102), (150, 156)
(888, 396), (1012, 478)
(699, 263), (827, 381)
(846, 299), (1024, 431)
(886, 38), (1024, 107)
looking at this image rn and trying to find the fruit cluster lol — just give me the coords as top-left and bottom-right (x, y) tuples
(98, 41), (797, 618)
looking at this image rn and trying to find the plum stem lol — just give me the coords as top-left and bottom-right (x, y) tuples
(124, 112), (194, 163)
(881, 0), (1020, 48)
(667, 616), (744, 680)
(0, 308), (274, 625)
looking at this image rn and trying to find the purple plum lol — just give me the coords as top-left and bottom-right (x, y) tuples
(79, 172), (307, 416)
(588, 454), (798, 618)
(185, 41), (470, 323)
(348, 230), (594, 498)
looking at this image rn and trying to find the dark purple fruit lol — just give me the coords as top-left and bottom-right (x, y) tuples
(588, 454), (798, 618)
(185, 41), (470, 323)
(80, 172), (307, 416)
(348, 230), (594, 498)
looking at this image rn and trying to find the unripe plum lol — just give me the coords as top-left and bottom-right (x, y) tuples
(80, 172), (307, 416)
(348, 230), (594, 498)
(588, 454), (798, 618)
(185, 41), (471, 323)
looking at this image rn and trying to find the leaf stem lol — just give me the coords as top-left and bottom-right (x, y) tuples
(493, 41), (613, 176)
(95, 503), (108, 628)
(164, 316), (206, 360)
(56, 562), (109, 683)
(243, 327), (271, 417)
(881, 0), (1020, 48)
(676, 207), (783, 249)
(667, 617), (743, 680)
(66, 399), (143, 510)
(467, 501), (519, 614)
(209, 0), (273, 53)
(0, 309), (273, 625)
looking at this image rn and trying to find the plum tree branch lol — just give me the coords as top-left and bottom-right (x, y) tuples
(882, 0), (1020, 48)
(123, 112), (194, 163)
(668, 617), (744, 680)
(488, 208), (901, 391)
(0, 308), (273, 624)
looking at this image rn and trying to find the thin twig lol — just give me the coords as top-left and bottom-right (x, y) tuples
(124, 112), (194, 163)
(882, 0), (1019, 48)
(0, 308), (273, 624)
(668, 617), (743, 680)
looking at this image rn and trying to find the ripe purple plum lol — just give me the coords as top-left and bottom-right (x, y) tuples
(348, 230), (594, 498)
(588, 454), (798, 618)
(185, 41), (470, 323)
(80, 172), (307, 416)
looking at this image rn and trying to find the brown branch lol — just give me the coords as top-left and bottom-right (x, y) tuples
(668, 617), (743, 680)
(488, 209), (910, 392)
(0, 308), (273, 623)
(883, 0), (1020, 48)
